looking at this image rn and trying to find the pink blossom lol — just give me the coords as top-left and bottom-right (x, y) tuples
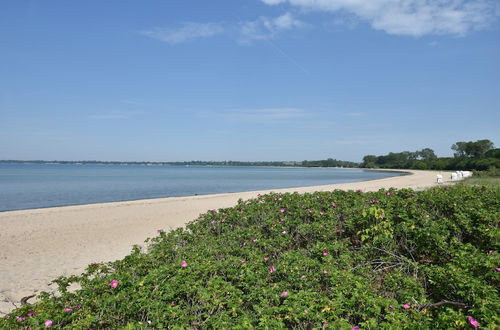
(64, 307), (73, 312)
(109, 280), (119, 288)
(487, 250), (493, 254)
(495, 268), (500, 272)
(351, 327), (360, 330)
(402, 304), (410, 309)
(16, 316), (25, 322)
(323, 322), (329, 327)
(156, 229), (161, 234)
(281, 230), (287, 235)
(280, 208), (285, 213)
(269, 265), (276, 273)
(264, 256), (269, 261)
(240, 259), (246, 263)
(181, 260), (188, 268)
(386, 191), (392, 196)
(322, 250), (329, 256)
(280, 291), (288, 297)
(331, 203), (337, 207)
(45, 320), (53, 327)
(76, 305), (82, 310)
(467, 316), (479, 328)
(320, 211), (325, 215)
(27, 312), (36, 317)
(323, 270), (329, 274)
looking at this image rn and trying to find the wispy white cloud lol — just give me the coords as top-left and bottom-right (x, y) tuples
(239, 13), (307, 43)
(208, 108), (309, 123)
(343, 111), (367, 118)
(260, 0), (499, 36)
(140, 22), (224, 44)
(88, 111), (144, 120)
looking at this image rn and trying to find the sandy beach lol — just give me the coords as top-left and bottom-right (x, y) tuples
(0, 169), (453, 314)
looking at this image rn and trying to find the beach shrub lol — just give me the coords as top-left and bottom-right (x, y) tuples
(1, 185), (499, 329)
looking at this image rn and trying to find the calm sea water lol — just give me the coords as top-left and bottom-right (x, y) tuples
(0, 164), (405, 212)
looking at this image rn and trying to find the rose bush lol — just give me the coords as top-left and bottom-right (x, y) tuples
(1, 184), (498, 328)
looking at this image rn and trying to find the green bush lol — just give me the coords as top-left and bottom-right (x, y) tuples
(2, 185), (499, 329)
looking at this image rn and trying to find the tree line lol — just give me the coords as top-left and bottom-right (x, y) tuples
(361, 139), (499, 171)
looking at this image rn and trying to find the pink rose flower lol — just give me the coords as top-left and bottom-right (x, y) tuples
(264, 256), (269, 261)
(45, 320), (53, 327)
(280, 208), (285, 213)
(323, 270), (329, 274)
(109, 280), (119, 288)
(280, 291), (288, 297)
(181, 260), (188, 268)
(331, 203), (337, 207)
(322, 250), (329, 256)
(269, 265), (276, 273)
(467, 316), (479, 328)
(402, 304), (410, 309)
(64, 307), (73, 312)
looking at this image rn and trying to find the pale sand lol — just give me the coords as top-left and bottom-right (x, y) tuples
(0, 169), (453, 313)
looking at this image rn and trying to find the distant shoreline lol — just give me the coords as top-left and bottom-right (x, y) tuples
(0, 158), (359, 168)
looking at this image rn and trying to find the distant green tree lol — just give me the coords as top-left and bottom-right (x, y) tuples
(451, 139), (494, 158)
(417, 148), (437, 161)
(485, 148), (500, 158)
(362, 155), (377, 167)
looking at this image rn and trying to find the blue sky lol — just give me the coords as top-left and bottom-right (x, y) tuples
(1, 0), (499, 162)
